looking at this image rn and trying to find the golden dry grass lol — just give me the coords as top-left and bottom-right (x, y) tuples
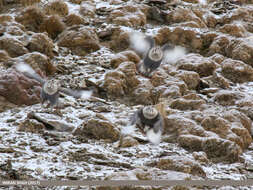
(40, 15), (65, 39)
(20, 0), (41, 7)
(44, 0), (68, 17)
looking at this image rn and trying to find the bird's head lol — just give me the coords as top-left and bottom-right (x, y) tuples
(43, 79), (60, 95)
(148, 46), (163, 62)
(142, 106), (158, 120)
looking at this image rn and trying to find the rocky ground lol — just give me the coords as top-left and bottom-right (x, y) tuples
(1, 0), (253, 189)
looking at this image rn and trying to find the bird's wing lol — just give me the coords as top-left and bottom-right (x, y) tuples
(163, 45), (186, 65)
(129, 32), (153, 57)
(15, 63), (45, 84)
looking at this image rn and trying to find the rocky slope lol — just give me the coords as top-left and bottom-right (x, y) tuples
(1, 0), (253, 189)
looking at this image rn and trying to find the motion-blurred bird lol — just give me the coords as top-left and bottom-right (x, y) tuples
(130, 32), (186, 77)
(15, 63), (92, 108)
(130, 105), (164, 144)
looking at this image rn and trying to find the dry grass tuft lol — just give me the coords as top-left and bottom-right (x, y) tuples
(40, 15), (66, 39)
(44, 0), (68, 17)
(15, 6), (46, 32)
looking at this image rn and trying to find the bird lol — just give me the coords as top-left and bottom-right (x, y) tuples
(129, 32), (186, 77)
(15, 63), (92, 108)
(129, 105), (164, 144)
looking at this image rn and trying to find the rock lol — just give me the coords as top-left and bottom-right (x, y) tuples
(219, 23), (246, 37)
(177, 134), (203, 151)
(0, 160), (21, 180)
(150, 70), (171, 87)
(0, 50), (10, 62)
(110, 50), (141, 69)
(177, 54), (217, 77)
(69, 0), (83, 4)
(165, 7), (206, 28)
(64, 13), (86, 27)
(201, 137), (242, 162)
(117, 61), (139, 90)
(15, 6), (45, 32)
(170, 98), (205, 111)
(146, 6), (165, 23)
(213, 90), (242, 106)
(109, 28), (130, 52)
(192, 151), (209, 164)
(164, 115), (207, 138)
(207, 35), (231, 56)
(44, 0), (69, 16)
(0, 68), (41, 105)
(110, 4), (147, 27)
(5, 24), (25, 36)
(162, 113), (245, 162)
(29, 112), (75, 132)
(222, 7), (248, 24)
(175, 70), (200, 90)
(40, 15), (66, 39)
(223, 110), (252, 149)
(202, 11), (219, 28)
(102, 70), (126, 98)
(0, 14), (13, 24)
(210, 53), (226, 65)
(110, 53), (129, 69)
(160, 85), (181, 100)
(0, 36), (28, 57)
(102, 61), (139, 98)
(26, 33), (55, 58)
(223, 109), (252, 134)
(130, 83), (153, 105)
(199, 112), (252, 157)
(79, 1), (96, 18)
(9, 52), (56, 75)
(57, 25), (100, 56)
(201, 116), (231, 139)
(182, 0), (199, 3)
(104, 170), (138, 180)
(221, 58), (253, 83)
(212, 72), (230, 89)
(182, 93), (202, 100)
(18, 119), (45, 134)
(119, 136), (139, 148)
(155, 27), (203, 51)
(73, 117), (120, 142)
(176, 21), (202, 28)
(20, 0), (41, 6)
(150, 72), (188, 97)
(104, 168), (192, 182)
(156, 155), (206, 177)
(0, 96), (16, 112)
(227, 38), (253, 67)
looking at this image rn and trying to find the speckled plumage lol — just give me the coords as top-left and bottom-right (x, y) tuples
(138, 36), (173, 77)
(15, 63), (90, 108)
(130, 106), (164, 144)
